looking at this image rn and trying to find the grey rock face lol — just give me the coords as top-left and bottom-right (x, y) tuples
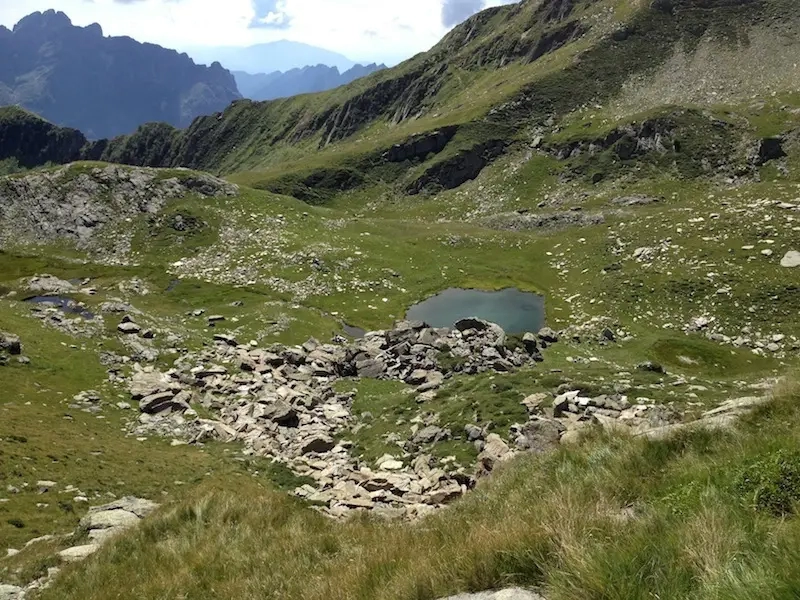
(0, 165), (238, 250)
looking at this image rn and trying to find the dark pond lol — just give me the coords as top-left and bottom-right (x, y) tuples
(343, 323), (367, 339)
(24, 296), (95, 320)
(406, 287), (544, 334)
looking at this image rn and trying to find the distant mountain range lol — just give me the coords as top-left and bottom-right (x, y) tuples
(234, 63), (386, 101)
(186, 41), (356, 75)
(0, 12), (383, 138)
(0, 10), (241, 139)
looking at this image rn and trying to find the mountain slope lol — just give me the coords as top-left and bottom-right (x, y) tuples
(0, 10), (241, 139)
(234, 63), (387, 101)
(3, 0), (796, 183)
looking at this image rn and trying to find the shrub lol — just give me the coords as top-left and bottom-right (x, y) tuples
(735, 449), (800, 516)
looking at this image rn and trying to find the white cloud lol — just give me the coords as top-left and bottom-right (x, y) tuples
(0, 0), (518, 65)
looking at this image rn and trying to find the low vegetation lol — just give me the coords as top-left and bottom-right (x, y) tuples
(22, 380), (799, 600)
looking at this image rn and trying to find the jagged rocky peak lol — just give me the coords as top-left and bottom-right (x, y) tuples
(13, 9), (73, 32)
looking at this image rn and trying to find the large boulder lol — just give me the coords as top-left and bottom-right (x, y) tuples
(58, 544), (99, 563)
(0, 332), (21, 355)
(139, 390), (191, 414)
(0, 585), (25, 600)
(130, 371), (173, 400)
(780, 250), (800, 268)
(27, 274), (75, 294)
(260, 400), (299, 427)
(517, 418), (564, 454)
(477, 434), (514, 474)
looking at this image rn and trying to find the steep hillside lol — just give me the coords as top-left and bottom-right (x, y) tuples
(1, 0), (797, 192)
(0, 10), (241, 139)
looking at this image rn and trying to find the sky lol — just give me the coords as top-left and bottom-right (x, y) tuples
(0, 0), (519, 66)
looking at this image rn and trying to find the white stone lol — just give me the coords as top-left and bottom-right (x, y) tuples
(379, 460), (404, 471)
(58, 544), (99, 562)
(780, 250), (800, 268)
(0, 584), (25, 600)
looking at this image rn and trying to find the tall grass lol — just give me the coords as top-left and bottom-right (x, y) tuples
(40, 381), (800, 600)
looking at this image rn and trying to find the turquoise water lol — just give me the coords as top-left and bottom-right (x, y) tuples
(406, 288), (544, 333)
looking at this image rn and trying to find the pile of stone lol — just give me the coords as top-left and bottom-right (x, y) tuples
(126, 319), (549, 518)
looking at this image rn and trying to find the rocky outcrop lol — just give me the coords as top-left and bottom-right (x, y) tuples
(0, 164), (237, 248)
(55, 496), (158, 564)
(2, 497), (158, 597)
(407, 140), (506, 195)
(383, 127), (459, 163)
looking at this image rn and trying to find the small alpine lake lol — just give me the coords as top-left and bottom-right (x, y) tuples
(406, 287), (544, 334)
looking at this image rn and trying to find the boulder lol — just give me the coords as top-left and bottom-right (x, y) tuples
(260, 400), (299, 427)
(117, 321), (141, 335)
(58, 544), (99, 563)
(413, 425), (448, 445)
(356, 359), (387, 379)
(27, 275), (75, 294)
(139, 391), (190, 415)
(0, 585), (25, 600)
(130, 371), (171, 399)
(537, 327), (559, 344)
(213, 333), (238, 346)
(780, 251), (800, 268)
(86, 497), (159, 519)
(0, 332), (21, 355)
(518, 418), (564, 454)
(80, 508), (140, 531)
(300, 435), (336, 455)
(477, 434), (513, 474)
(406, 369), (431, 385)
(521, 393), (549, 414)
(464, 424), (484, 442)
